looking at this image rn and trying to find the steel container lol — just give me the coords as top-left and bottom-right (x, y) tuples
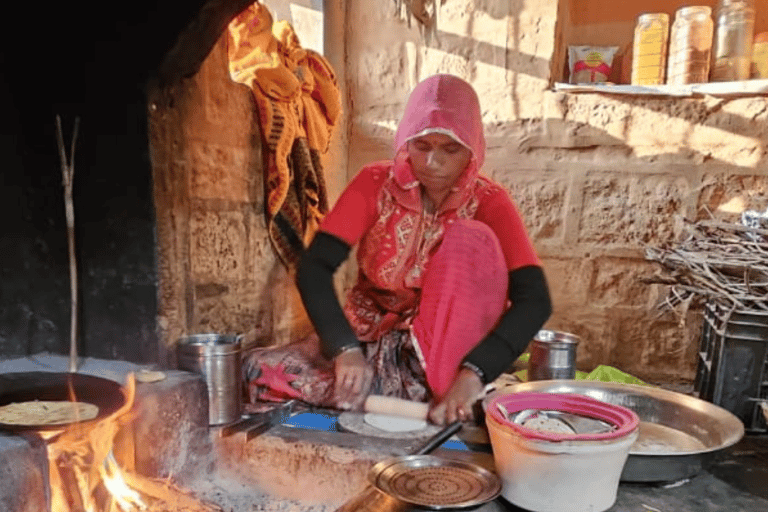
(528, 330), (580, 381)
(177, 333), (242, 425)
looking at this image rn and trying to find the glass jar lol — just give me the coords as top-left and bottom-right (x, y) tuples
(754, 32), (768, 79)
(632, 13), (670, 85)
(666, 6), (714, 85)
(711, 0), (756, 81)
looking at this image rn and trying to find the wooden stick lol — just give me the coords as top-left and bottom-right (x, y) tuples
(56, 115), (80, 373)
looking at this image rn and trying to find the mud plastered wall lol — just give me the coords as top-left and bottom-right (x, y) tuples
(345, 0), (768, 383)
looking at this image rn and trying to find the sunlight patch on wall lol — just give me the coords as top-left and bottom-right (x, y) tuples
(370, 119), (399, 134)
(627, 104), (762, 167)
(289, 4), (323, 54)
(717, 196), (746, 214)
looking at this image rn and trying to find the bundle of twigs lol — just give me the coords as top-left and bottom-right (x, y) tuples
(644, 217), (768, 314)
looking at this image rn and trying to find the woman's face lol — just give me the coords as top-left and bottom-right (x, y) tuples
(407, 132), (472, 206)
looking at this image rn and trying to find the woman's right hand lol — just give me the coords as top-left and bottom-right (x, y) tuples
(334, 347), (374, 410)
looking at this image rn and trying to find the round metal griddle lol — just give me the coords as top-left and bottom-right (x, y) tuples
(0, 371), (126, 431)
(369, 454), (502, 510)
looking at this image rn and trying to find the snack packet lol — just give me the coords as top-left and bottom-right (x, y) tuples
(568, 45), (619, 84)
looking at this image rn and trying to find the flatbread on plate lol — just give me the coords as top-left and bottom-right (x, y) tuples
(0, 400), (99, 425)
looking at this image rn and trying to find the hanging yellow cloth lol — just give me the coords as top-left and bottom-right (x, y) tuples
(227, 2), (342, 268)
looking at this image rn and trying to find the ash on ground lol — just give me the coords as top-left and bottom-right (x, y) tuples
(188, 471), (337, 512)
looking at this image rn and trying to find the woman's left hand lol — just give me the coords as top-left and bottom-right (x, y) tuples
(428, 368), (484, 425)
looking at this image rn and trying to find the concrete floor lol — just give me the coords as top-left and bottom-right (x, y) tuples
(215, 421), (768, 512)
(443, 435), (768, 512)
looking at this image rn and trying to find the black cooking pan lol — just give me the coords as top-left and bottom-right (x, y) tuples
(0, 371), (126, 431)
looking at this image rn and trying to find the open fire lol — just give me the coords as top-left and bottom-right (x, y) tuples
(42, 374), (220, 512)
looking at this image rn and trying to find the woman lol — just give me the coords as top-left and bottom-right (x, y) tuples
(244, 74), (551, 424)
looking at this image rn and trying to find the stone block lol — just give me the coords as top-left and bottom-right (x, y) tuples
(192, 279), (269, 338)
(131, 370), (211, 482)
(0, 433), (48, 512)
(189, 143), (253, 202)
(578, 172), (689, 246)
(588, 257), (656, 308)
(610, 310), (700, 383)
(497, 170), (568, 241)
(213, 426), (399, 507)
(190, 209), (248, 282)
(698, 173), (768, 223)
(540, 256), (592, 309)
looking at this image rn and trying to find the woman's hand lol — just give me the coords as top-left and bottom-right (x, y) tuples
(334, 347), (374, 410)
(428, 368), (484, 425)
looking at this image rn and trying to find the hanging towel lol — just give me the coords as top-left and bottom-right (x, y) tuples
(228, 6), (341, 267)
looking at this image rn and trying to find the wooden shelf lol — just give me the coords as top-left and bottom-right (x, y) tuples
(554, 79), (768, 97)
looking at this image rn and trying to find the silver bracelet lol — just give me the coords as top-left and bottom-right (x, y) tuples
(337, 344), (363, 355)
(461, 361), (486, 383)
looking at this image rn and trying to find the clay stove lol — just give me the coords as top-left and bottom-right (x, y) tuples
(0, 354), (480, 512)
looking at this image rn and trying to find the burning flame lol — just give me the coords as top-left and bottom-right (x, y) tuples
(44, 373), (220, 512)
(100, 452), (147, 511)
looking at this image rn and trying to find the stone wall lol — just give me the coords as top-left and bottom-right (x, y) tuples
(343, 0), (768, 383)
(149, 34), (316, 360)
(149, 0), (767, 384)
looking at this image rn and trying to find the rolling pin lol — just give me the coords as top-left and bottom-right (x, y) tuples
(363, 395), (430, 420)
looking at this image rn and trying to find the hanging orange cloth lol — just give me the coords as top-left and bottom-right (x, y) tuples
(227, 2), (342, 268)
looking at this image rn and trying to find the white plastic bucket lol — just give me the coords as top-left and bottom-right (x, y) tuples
(486, 392), (639, 512)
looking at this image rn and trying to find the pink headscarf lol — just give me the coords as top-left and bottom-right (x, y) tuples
(394, 74), (486, 168)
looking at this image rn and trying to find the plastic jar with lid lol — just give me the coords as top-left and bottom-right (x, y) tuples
(711, 0), (756, 81)
(632, 13), (670, 85)
(754, 32), (768, 78)
(666, 6), (714, 85)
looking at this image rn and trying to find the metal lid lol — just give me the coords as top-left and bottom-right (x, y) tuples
(676, 6), (712, 18)
(177, 333), (241, 354)
(533, 329), (580, 346)
(638, 12), (669, 24)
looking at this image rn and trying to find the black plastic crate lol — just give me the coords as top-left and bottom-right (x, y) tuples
(694, 302), (768, 432)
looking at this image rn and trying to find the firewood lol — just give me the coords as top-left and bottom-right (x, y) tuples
(644, 217), (768, 313)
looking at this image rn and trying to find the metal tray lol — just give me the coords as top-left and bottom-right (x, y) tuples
(368, 454), (501, 510)
(485, 380), (745, 482)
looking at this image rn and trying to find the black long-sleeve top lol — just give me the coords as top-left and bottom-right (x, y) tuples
(297, 231), (553, 384)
